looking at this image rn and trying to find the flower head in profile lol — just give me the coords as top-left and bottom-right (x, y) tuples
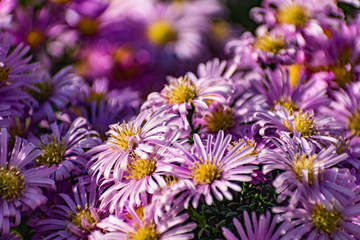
(32, 117), (100, 181)
(169, 131), (257, 209)
(0, 128), (55, 235)
(222, 211), (291, 240)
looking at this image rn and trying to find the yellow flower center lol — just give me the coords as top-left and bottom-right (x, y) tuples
(87, 91), (105, 103)
(312, 204), (342, 235)
(69, 205), (97, 233)
(26, 31), (44, 49)
(27, 81), (53, 103)
(164, 175), (179, 186)
(289, 64), (302, 87)
(292, 153), (316, 184)
(129, 222), (159, 240)
(274, 97), (299, 112)
(283, 110), (317, 137)
(0, 65), (9, 83)
(211, 19), (230, 41)
(147, 20), (177, 46)
(0, 166), (26, 200)
(229, 139), (258, 156)
(36, 135), (67, 167)
(78, 18), (98, 36)
(278, 4), (310, 27)
(190, 159), (221, 185)
(253, 35), (285, 54)
(205, 107), (234, 133)
(108, 122), (141, 151)
(330, 64), (354, 88)
(164, 76), (198, 105)
(348, 110), (360, 136)
(127, 205), (145, 220)
(126, 155), (157, 180)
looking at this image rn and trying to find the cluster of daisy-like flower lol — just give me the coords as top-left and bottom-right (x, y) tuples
(2, 0), (360, 239)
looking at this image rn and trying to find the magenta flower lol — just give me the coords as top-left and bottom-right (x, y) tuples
(0, 128), (55, 235)
(31, 117), (100, 181)
(222, 211), (291, 240)
(169, 130), (257, 209)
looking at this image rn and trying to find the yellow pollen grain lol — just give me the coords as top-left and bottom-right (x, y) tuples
(0, 166), (26, 200)
(278, 4), (310, 27)
(78, 18), (98, 36)
(126, 155), (157, 180)
(147, 20), (177, 45)
(26, 31), (44, 49)
(312, 204), (342, 235)
(190, 159), (221, 185)
(229, 139), (258, 156)
(292, 153), (316, 184)
(129, 222), (159, 240)
(205, 107), (234, 133)
(164, 76), (198, 105)
(253, 34), (285, 54)
(108, 122), (141, 151)
(69, 204), (97, 233)
(283, 110), (317, 137)
(274, 96), (299, 112)
(36, 135), (67, 167)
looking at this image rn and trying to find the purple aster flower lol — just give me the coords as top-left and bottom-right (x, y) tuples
(0, 32), (39, 116)
(0, 128), (55, 235)
(256, 106), (344, 146)
(143, 72), (232, 131)
(252, 67), (329, 113)
(27, 66), (83, 123)
(87, 108), (177, 182)
(260, 133), (354, 206)
(222, 211), (291, 240)
(168, 131), (257, 209)
(97, 200), (196, 240)
(32, 177), (105, 240)
(277, 190), (360, 240)
(31, 117), (100, 181)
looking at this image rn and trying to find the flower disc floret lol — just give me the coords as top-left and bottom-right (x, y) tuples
(0, 166), (26, 200)
(330, 64), (354, 88)
(26, 31), (44, 49)
(108, 121), (141, 151)
(191, 159), (222, 185)
(254, 35), (285, 54)
(312, 204), (342, 235)
(0, 65), (9, 83)
(277, 4), (310, 27)
(69, 205), (97, 233)
(274, 97), (299, 112)
(348, 110), (360, 136)
(292, 153), (316, 184)
(27, 81), (53, 103)
(126, 155), (157, 180)
(205, 107), (234, 132)
(147, 20), (177, 46)
(164, 76), (198, 105)
(283, 111), (317, 137)
(78, 18), (98, 36)
(36, 135), (67, 167)
(129, 223), (159, 240)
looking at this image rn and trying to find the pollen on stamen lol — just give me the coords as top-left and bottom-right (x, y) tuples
(69, 204), (98, 233)
(164, 76), (198, 105)
(229, 138), (258, 156)
(0, 166), (26, 201)
(190, 158), (222, 185)
(312, 204), (342, 235)
(292, 153), (317, 184)
(277, 4), (310, 27)
(253, 34), (285, 54)
(129, 222), (159, 240)
(274, 96), (299, 112)
(108, 121), (141, 151)
(205, 107), (234, 133)
(147, 20), (177, 46)
(283, 110), (317, 137)
(125, 154), (157, 180)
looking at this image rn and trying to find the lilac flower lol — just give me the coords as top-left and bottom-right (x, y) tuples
(0, 128), (55, 235)
(87, 109), (177, 182)
(97, 201), (196, 240)
(31, 117), (100, 181)
(260, 133), (354, 206)
(169, 131), (257, 209)
(222, 211), (290, 240)
(27, 66), (83, 123)
(278, 192), (360, 240)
